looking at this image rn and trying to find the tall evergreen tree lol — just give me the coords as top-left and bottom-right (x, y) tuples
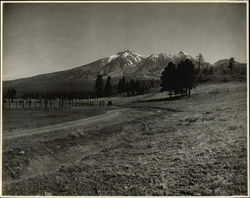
(135, 80), (140, 94)
(197, 53), (204, 71)
(117, 76), (127, 94)
(95, 74), (104, 97)
(177, 59), (196, 96)
(104, 76), (112, 97)
(150, 79), (155, 88)
(196, 53), (204, 81)
(128, 79), (136, 96)
(126, 82), (130, 96)
(160, 62), (177, 98)
(121, 76), (126, 93)
(229, 57), (235, 75)
(117, 79), (122, 94)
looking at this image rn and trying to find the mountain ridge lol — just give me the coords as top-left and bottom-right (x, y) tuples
(3, 49), (246, 95)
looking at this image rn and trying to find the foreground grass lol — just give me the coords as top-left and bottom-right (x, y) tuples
(2, 82), (247, 195)
(3, 107), (109, 133)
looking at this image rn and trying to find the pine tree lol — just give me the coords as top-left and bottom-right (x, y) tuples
(177, 59), (196, 96)
(196, 53), (204, 81)
(104, 76), (112, 97)
(160, 62), (177, 98)
(229, 57), (235, 75)
(150, 79), (155, 88)
(126, 82), (130, 96)
(197, 53), (204, 71)
(117, 79), (122, 94)
(128, 79), (136, 96)
(117, 76), (127, 94)
(135, 80), (140, 94)
(121, 76), (126, 93)
(161, 60), (196, 98)
(95, 74), (104, 97)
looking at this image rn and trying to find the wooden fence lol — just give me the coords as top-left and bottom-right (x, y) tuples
(2, 98), (112, 109)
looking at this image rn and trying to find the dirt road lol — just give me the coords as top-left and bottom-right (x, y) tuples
(3, 108), (123, 140)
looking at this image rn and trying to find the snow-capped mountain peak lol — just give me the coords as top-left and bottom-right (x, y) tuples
(173, 50), (190, 57)
(171, 50), (194, 64)
(115, 49), (144, 66)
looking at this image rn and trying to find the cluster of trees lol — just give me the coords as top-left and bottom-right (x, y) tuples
(160, 59), (197, 97)
(117, 76), (155, 96)
(95, 75), (112, 97)
(95, 75), (156, 97)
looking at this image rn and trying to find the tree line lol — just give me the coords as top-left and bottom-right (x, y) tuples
(3, 75), (155, 109)
(95, 75), (155, 97)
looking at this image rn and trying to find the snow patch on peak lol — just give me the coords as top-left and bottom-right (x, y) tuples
(131, 51), (143, 58)
(122, 52), (131, 57)
(117, 49), (143, 58)
(148, 53), (173, 61)
(149, 54), (159, 58)
(172, 50), (193, 61)
(108, 54), (119, 62)
(177, 50), (189, 56)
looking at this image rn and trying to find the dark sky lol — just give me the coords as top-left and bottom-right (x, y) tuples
(3, 3), (247, 80)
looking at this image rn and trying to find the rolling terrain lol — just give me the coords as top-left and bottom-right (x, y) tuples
(2, 82), (247, 195)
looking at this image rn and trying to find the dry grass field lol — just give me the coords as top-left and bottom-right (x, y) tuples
(2, 82), (248, 196)
(3, 108), (109, 133)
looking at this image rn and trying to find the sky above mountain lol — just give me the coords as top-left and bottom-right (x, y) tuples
(3, 3), (247, 80)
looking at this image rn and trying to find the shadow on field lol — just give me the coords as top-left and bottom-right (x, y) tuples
(137, 95), (187, 103)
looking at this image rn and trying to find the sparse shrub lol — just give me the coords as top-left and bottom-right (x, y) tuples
(228, 125), (237, 130)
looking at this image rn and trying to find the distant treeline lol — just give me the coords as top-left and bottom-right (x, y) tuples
(196, 56), (246, 83)
(3, 76), (156, 109)
(94, 75), (157, 98)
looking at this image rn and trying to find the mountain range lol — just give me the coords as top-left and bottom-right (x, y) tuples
(3, 50), (245, 95)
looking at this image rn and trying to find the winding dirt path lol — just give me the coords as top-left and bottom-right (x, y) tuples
(3, 108), (123, 140)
